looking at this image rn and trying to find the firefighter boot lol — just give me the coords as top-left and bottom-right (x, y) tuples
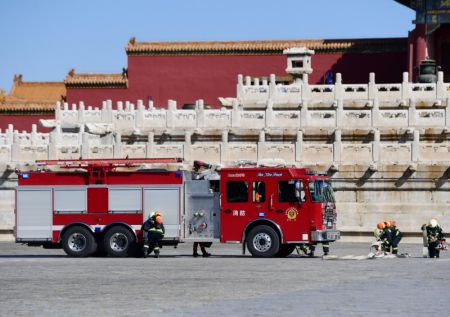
(143, 246), (149, 258)
(154, 248), (160, 258)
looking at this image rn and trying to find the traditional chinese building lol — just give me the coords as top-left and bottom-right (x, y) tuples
(0, 75), (65, 132)
(65, 37), (408, 109)
(395, 0), (450, 80)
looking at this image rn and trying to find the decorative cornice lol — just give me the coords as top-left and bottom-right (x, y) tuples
(65, 70), (128, 88)
(0, 102), (55, 114)
(126, 38), (408, 56)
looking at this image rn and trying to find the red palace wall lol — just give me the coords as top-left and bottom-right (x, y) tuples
(0, 114), (54, 132)
(66, 51), (407, 108)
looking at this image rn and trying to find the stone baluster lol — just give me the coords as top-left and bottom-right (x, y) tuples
(408, 99), (416, 127)
(197, 99), (205, 128)
(333, 129), (342, 163)
(334, 73), (343, 101)
(372, 98), (380, 127)
(81, 132), (89, 159)
(231, 99), (241, 128)
(220, 130), (229, 163)
(237, 74), (244, 101)
(269, 74), (276, 101)
(436, 71), (445, 99)
(6, 124), (13, 145)
(295, 130), (303, 163)
(136, 99), (145, 131)
(11, 130), (20, 162)
(167, 99), (177, 129)
(146, 132), (154, 158)
(183, 131), (192, 162)
(113, 132), (121, 158)
(265, 99), (274, 128)
(372, 129), (380, 163)
(401, 72), (410, 102)
(300, 100), (308, 128)
(78, 101), (85, 124)
(412, 129), (420, 162)
(368, 72), (376, 100)
(446, 98), (450, 129)
(336, 99), (344, 129)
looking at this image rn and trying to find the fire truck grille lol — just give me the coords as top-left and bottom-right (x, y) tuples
(323, 204), (336, 228)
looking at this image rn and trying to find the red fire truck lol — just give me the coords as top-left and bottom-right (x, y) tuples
(15, 158), (339, 257)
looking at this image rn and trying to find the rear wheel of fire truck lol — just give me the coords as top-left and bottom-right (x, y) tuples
(276, 244), (296, 257)
(62, 226), (97, 257)
(246, 225), (280, 258)
(103, 226), (136, 257)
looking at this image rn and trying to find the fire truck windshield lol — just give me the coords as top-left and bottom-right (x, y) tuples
(308, 180), (335, 202)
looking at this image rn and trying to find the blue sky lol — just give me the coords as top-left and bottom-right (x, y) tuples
(0, 0), (414, 92)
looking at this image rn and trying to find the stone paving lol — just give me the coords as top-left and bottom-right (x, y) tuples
(0, 241), (449, 317)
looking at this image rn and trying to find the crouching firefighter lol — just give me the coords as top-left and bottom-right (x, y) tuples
(380, 220), (402, 255)
(142, 212), (165, 258)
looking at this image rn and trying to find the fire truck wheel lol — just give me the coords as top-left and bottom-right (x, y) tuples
(276, 244), (296, 257)
(246, 225), (280, 258)
(62, 226), (97, 257)
(103, 227), (136, 257)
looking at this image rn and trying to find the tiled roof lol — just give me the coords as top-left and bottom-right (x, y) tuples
(65, 70), (128, 88)
(9, 78), (65, 103)
(126, 38), (407, 56)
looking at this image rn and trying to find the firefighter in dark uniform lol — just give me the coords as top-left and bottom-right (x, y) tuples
(380, 221), (393, 253)
(389, 220), (402, 255)
(380, 220), (402, 254)
(142, 212), (165, 258)
(426, 218), (445, 258)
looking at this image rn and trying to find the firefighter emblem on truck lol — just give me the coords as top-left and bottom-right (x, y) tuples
(286, 207), (298, 221)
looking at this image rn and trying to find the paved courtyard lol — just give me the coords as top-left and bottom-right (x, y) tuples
(0, 241), (449, 317)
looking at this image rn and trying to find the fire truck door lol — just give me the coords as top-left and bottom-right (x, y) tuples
(220, 180), (250, 242)
(273, 180), (308, 242)
(143, 188), (181, 239)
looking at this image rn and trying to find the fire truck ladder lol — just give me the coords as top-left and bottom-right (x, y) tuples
(35, 158), (183, 184)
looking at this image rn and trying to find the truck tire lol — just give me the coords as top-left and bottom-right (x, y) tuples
(103, 226), (136, 257)
(62, 226), (97, 257)
(276, 244), (296, 257)
(246, 225), (280, 257)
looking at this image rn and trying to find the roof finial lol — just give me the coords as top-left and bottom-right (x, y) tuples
(68, 69), (75, 77)
(128, 37), (136, 45)
(13, 74), (23, 83)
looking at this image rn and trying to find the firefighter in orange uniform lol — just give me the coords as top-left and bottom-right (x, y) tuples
(142, 212), (165, 258)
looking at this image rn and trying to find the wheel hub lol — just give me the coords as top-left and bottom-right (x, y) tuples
(253, 232), (272, 252)
(110, 233), (129, 252)
(68, 233), (87, 252)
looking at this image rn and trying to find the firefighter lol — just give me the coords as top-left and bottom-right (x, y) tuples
(142, 212), (165, 258)
(193, 242), (212, 257)
(426, 218), (445, 258)
(298, 244), (315, 257)
(389, 220), (402, 255)
(380, 221), (393, 253)
(381, 220), (402, 255)
(374, 222), (385, 241)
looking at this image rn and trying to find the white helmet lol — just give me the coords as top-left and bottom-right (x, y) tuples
(429, 218), (438, 228)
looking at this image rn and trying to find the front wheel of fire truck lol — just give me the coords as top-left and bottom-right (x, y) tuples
(62, 226), (97, 257)
(246, 225), (280, 258)
(103, 226), (136, 257)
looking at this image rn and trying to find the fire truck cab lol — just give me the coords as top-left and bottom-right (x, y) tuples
(15, 159), (339, 258)
(220, 167), (339, 257)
